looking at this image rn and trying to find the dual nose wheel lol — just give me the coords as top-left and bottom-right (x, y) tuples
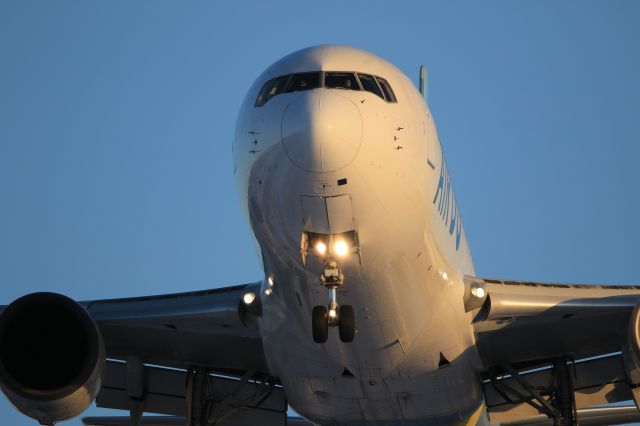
(312, 305), (355, 343)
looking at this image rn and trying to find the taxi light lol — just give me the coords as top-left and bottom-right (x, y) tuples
(264, 288), (272, 296)
(242, 292), (256, 305)
(334, 240), (349, 256)
(267, 276), (274, 287)
(315, 241), (327, 255)
(329, 309), (337, 319)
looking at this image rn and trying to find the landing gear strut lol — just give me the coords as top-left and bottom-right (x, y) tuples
(312, 259), (356, 343)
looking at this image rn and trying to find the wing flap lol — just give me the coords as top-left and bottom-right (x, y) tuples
(97, 360), (188, 417)
(82, 416), (315, 426)
(96, 359), (287, 424)
(485, 353), (634, 423)
(500, 405), (640, 426)
(83, 417), (186, 426)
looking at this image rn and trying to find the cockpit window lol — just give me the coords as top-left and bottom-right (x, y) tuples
(255, 75), (290, 107)
(286, 72), (321, 92)
(357, 73), (384, 99)
(255, 71), (397, 106)
(255, 79), (274, 107)
(375, 77), (397, 103)
(325, 72), (360, 90)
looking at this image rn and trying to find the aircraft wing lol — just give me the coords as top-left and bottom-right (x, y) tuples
(0, 283), (287, 425)
(81, 283), (267, 373)
(466, 276), (640, 425)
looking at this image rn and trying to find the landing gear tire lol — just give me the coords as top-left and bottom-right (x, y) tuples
(312, 306), (329, 343)
(339, 305), (356, 343)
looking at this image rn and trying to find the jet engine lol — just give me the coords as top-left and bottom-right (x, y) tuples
(630, 303), (640, 365)
(0, 292), (105, 425)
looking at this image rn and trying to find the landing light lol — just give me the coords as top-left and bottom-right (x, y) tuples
(334, 240), (349, 256)
(316, 241), (327, 255)
(470, 286), (486, 299)
(242, 292), (256, 305)
(264, 288), (273, 296)
(267, 276), (274, 287)
(329, 309), (337, 319)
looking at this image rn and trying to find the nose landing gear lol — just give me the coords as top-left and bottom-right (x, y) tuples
(312, 260), (356, 343)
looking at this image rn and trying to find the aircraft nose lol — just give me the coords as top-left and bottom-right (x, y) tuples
(281, 91), (362, 172)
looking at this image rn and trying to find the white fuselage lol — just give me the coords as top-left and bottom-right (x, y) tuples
(233, 45), (485, 425)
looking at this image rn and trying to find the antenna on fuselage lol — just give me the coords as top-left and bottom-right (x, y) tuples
(419, 65), (427, 101)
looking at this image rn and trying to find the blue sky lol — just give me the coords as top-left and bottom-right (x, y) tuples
(1, 1), (639, 424)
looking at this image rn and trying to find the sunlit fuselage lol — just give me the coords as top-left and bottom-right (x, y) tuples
(233, 45), (483, 425)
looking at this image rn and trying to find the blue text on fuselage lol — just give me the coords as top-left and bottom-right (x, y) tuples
(432, 157), (462, 250)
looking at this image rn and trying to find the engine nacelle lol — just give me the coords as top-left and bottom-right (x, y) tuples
(0, 292), (105, 425)
(629, 303), (640, 367)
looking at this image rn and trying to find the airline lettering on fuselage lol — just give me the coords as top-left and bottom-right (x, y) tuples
(432, 157), (462, 250)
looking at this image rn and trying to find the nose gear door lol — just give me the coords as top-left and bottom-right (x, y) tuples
(300, 194), (354, 234)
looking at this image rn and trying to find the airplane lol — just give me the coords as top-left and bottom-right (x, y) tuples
(1, 44), (640, 426)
